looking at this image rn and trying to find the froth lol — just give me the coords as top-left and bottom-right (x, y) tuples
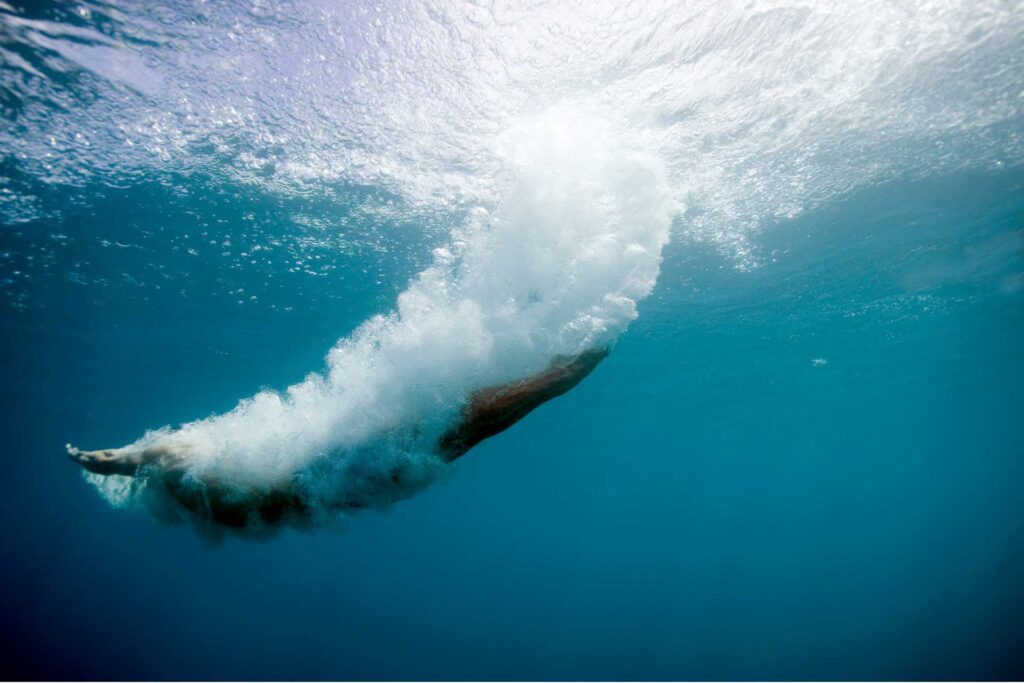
(87, 109), (677, 524)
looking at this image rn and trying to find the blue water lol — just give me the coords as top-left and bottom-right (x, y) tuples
(3, 2), (1024, 680)
(2, 167), (1021, 680)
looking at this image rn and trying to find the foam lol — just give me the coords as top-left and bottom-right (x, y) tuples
(5, 0), (1021, 528)
(87, 108), (677, 525)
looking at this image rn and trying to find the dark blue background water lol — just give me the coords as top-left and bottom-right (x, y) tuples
(1, 165), (1022, 679)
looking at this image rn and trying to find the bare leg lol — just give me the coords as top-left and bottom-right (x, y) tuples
(438, 347), (609, 461)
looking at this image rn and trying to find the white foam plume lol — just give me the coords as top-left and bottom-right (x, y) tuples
(86, 107), (677, 525)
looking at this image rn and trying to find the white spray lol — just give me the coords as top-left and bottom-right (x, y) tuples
(86, 107), (678, 520)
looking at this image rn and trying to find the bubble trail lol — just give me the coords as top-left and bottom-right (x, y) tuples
(80, 109), (678, 534)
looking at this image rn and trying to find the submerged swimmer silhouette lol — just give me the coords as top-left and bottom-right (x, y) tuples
(68, 347), (608, 529)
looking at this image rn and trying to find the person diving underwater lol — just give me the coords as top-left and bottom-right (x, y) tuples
(68, 347), (608, 530)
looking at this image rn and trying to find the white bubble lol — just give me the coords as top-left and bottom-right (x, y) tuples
(90, 108), (676, 523)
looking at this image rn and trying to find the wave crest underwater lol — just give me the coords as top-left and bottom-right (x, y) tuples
(81, 110), (676, 531)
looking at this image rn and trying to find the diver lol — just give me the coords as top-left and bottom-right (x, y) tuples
(68, 347), (608, 529)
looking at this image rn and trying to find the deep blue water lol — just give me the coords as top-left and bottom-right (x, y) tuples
(3, 1), (1024, 680)
(2, 167), (1022, 680)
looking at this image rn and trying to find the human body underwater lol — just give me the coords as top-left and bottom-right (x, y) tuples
(64, 109), (677, 538)
(70, 347), (609, 532)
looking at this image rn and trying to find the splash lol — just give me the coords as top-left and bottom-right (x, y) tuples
(85, 107), (677, 528)
(3, 0), (1022, 529)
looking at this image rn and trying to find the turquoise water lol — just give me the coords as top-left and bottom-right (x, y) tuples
(2, 1), (1024, 680)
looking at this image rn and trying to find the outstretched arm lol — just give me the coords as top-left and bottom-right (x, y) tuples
(67, 443), (186, 476)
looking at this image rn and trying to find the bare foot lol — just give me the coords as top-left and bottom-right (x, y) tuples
(67, 443), (187, 476)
